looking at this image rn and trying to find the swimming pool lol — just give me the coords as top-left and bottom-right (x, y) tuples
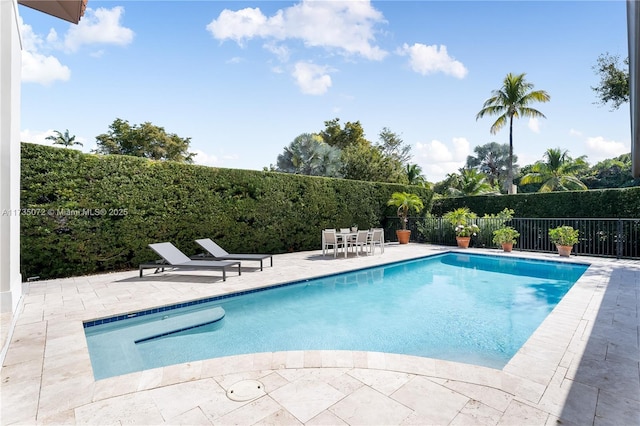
(84, 253), (588, 380)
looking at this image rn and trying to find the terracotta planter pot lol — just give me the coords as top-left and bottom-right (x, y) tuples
(556, 244), (573, 257)
(456, 236), (471, 248)
(501, 242), (513, 252)
(396, 230), (411, 244)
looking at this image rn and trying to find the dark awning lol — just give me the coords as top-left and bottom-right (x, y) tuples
(18, 0), (87, 24)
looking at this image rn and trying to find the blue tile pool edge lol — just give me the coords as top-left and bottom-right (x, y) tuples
(82, 250), (591, 329)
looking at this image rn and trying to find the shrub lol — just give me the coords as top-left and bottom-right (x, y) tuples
(431, 189), (640, 218)
(21, 143), (433, 279)
(492, 226), (520, 246)
(548, 226), (579, 246)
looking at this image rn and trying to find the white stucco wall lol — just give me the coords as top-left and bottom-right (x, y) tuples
(629, 0), (640, 177)
(0, 0), (23, 314)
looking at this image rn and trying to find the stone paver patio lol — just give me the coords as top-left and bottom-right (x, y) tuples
(1, 244), (639, 425)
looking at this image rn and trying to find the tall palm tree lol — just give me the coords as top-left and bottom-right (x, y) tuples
(45, 129), (82, 147)
(520, 148), (588, 192)
(476, 73), (550, 193)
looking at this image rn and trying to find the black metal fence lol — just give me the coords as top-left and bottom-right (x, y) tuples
(384, 217), (640, 260)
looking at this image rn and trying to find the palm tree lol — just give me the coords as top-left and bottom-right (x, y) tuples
(465, 142), (516, 189)
(476, 73), (550, 193)
(405, 163), (427, 185)
(45, 129), (82, 147)
(447, 168), (499, 196)
(276, 133), (342, 177)
(519, 148), (588, 192)
(387, 192), (424, 230)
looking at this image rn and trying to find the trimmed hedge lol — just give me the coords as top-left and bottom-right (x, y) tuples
(431, 188), (640, 218)
(21, 143), (433, 279)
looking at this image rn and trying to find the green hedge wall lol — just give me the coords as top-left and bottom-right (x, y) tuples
(431, 188), (640, 218)
(21, 143), (433, 279)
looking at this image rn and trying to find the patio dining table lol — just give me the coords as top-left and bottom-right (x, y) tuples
(336, 230), (364, 258)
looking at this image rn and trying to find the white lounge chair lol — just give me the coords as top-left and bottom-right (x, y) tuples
(139, 242), (241, 281)
(194, 238), (273, 271)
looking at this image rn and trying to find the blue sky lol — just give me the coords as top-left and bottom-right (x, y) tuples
(19, 0), (631, 182)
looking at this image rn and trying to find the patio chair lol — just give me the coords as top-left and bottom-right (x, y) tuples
(140, 242), (241, 281)
(194, 238), (273, 271)
(368, 228), (384, 254)
(349, 230), (371, 256)
(322, 229), (345, 257)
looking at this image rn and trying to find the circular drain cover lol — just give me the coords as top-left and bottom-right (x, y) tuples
(226, 380), (265, 402)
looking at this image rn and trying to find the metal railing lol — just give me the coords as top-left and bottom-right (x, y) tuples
(384, 217), (640, 260)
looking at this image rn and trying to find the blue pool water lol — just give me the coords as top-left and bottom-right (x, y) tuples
(85, 253), (588, 379)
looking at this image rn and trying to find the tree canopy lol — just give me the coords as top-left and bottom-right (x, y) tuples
(519, 148), (588, 192)
(591, 53), (629, 110)
(323, 120), (408, 183)
(465, 142), (517, 191)
(580, 153), (640, 189)
(276, 133), (342, 177)
(405, 163), (428, 186)
(273, 119), (411, 183)
(94, 118), (196, 163)
(319, 118), (368, 150)
(377, 127), (411, 165)
(447, 168), (499, 196)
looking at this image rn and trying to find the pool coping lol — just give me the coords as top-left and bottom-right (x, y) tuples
(1, 244), (639, 424)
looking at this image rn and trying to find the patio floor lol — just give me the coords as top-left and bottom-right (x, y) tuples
(1, 244), (639, 425)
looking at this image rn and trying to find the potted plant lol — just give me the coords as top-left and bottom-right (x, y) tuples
(492, 226), (520, 252)
(443, 207), (479, 248)
(387, 192), (424, 244)
(549, 225), (579, 257)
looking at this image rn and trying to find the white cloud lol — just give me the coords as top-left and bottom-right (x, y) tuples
(191, 149), (240, 167)
(263, 42), (290, 62)
(292, 62), (332, 95)
(64, 7), (134, 53)
(397, 43), (467, 79)
(21, 51), (71, 85)
(19, 7), (133, 86)
(20, 129), (55, 146)
(207, 0), (387, 60)
(45, 28), (59, 44)
(528, 117), (540, 133)
(517, 152), (540, 168)
(452, 137), (471, 159)
(19, 18), (43, 52)
(414, 137), (471, 181)
(569, 128), (582, 137)
(192, 150), (221, 167)
(19, 18), (70, 85)
(20, 129), (87, 148)
(585, 136), (628, 160)
(416, 139), (451, 162)
(206, 7), (271, 45)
